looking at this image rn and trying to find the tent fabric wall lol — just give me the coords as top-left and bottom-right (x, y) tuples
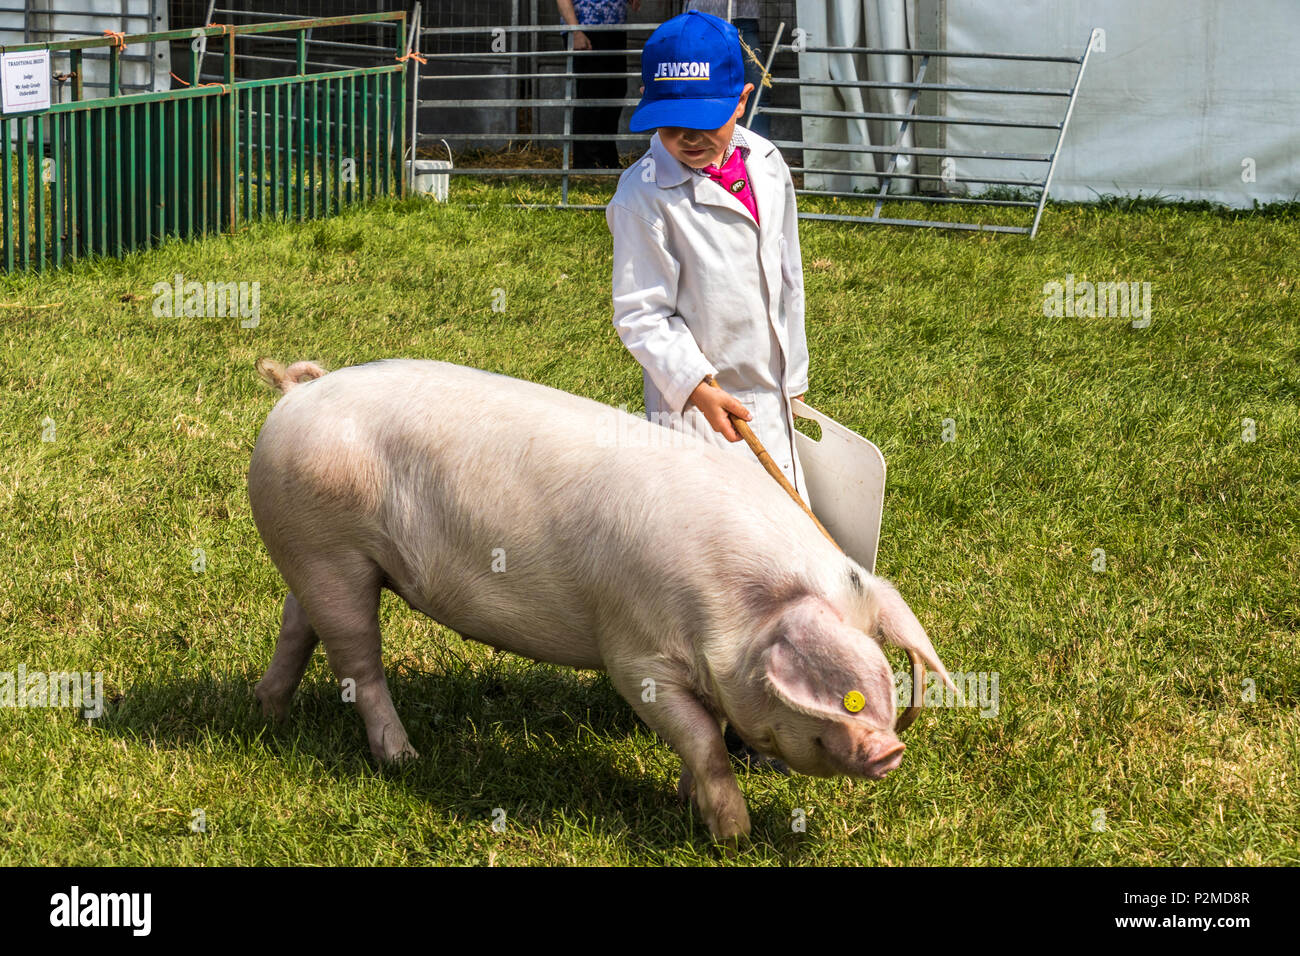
(0, 0), (169, 98)
(795, 0), (918, 195)
(941, 0), (1300, 207)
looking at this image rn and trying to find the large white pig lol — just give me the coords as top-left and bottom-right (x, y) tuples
(248, 358), (954, 843)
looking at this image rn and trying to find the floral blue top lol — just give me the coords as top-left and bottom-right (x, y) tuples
(572, 0), (628, 25)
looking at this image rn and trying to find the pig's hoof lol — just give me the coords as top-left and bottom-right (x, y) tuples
(371, 726), (419, 764)
(253, 682), (292, 723)
(732, 748), (791, 775)
(708, 815), (752, 856)
(374, 746), (420, 766)
(701, 793), (751, 848)
(714, 833), (749, 859)
(724, 725), (790, 775)
(374, 742), (419, 764)
(677, 768), (695, 805)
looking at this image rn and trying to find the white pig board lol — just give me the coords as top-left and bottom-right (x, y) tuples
(792, 399), (886, 574)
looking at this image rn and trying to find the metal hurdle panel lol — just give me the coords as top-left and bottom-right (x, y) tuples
(750, 27), (1101, 236)
(0, 12), (409, 273)
(416, 20), (662, 211)
(416, 15), (1097, 237)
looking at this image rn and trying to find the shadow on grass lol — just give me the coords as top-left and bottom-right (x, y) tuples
(88, 652), (811, 860)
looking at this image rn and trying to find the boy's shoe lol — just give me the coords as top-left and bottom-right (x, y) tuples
(724, 724), (791, 775)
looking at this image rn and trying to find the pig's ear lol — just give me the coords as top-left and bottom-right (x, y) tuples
(872, 579), (957, 693)
(761, 604), (894, 727)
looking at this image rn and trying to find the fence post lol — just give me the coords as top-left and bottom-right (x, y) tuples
(70, 49), (84, 101)
(1, 122), (11, 273)
(405, 2), (421, 195)
(109, 43), (121, 96)
(225, 26), (238, 233)
(562, 43), (573, 206)
(397, 12), (408, 198)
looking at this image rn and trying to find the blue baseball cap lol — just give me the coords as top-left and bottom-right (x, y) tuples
(629, 11), (745, 133)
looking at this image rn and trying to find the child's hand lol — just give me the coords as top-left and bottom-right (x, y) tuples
(687, 378), (752, 443)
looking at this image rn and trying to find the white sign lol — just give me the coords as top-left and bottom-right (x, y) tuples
(1, 50), (51, 114)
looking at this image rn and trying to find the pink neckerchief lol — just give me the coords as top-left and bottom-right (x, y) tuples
(702, 146), (759, 225)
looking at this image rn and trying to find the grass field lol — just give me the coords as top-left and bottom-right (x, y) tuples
(1, 181), (1297, 865)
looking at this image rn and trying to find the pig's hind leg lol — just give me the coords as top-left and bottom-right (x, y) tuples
(284, 552), (418, 763)
(254, 591), (319, 721)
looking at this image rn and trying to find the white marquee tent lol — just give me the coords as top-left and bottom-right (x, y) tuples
(795, 0), (1299, 207)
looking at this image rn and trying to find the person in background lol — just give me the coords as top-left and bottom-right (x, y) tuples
(684, 0), (769, 138)
(557, 1), (642, 169)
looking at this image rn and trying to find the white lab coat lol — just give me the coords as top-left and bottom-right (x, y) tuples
(606, 126), (810, 498)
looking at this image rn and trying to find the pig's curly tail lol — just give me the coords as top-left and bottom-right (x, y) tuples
(255, 357), (329, 394)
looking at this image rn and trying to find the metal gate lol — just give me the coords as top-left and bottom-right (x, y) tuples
(1, 11), (409, 273)
(416, 19), (660, 210)
(416, 15), (1096, 236)
(750, 28), (1100, 236)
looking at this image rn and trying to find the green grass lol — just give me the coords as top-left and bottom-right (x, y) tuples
(1, 184), (1297, 865)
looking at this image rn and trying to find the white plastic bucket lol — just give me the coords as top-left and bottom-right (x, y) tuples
(407, 141), (453, 201)
(407, 159), (451, 201)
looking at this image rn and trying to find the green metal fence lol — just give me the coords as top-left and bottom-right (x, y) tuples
(1, 11), (408, 273)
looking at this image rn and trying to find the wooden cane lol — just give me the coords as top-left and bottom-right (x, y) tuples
(703, 375), (926, 733)
(704, 375), (837, 547)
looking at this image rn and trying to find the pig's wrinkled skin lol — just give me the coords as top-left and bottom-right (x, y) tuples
(248, 358), (954, 844)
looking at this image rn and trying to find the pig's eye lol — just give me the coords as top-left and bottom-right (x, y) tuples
(813, 736), (824, 749)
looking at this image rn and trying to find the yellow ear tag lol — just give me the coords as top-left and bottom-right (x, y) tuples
(843, 690), (865, 713)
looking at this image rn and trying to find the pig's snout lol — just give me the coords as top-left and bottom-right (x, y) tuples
(821, 722), (906, 780)
(862, 738), (905, 780)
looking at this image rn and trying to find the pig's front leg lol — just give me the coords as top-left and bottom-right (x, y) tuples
(607, 665), (750, 846)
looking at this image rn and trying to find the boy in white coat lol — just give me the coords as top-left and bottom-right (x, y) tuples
(606, 10), (810, 500)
